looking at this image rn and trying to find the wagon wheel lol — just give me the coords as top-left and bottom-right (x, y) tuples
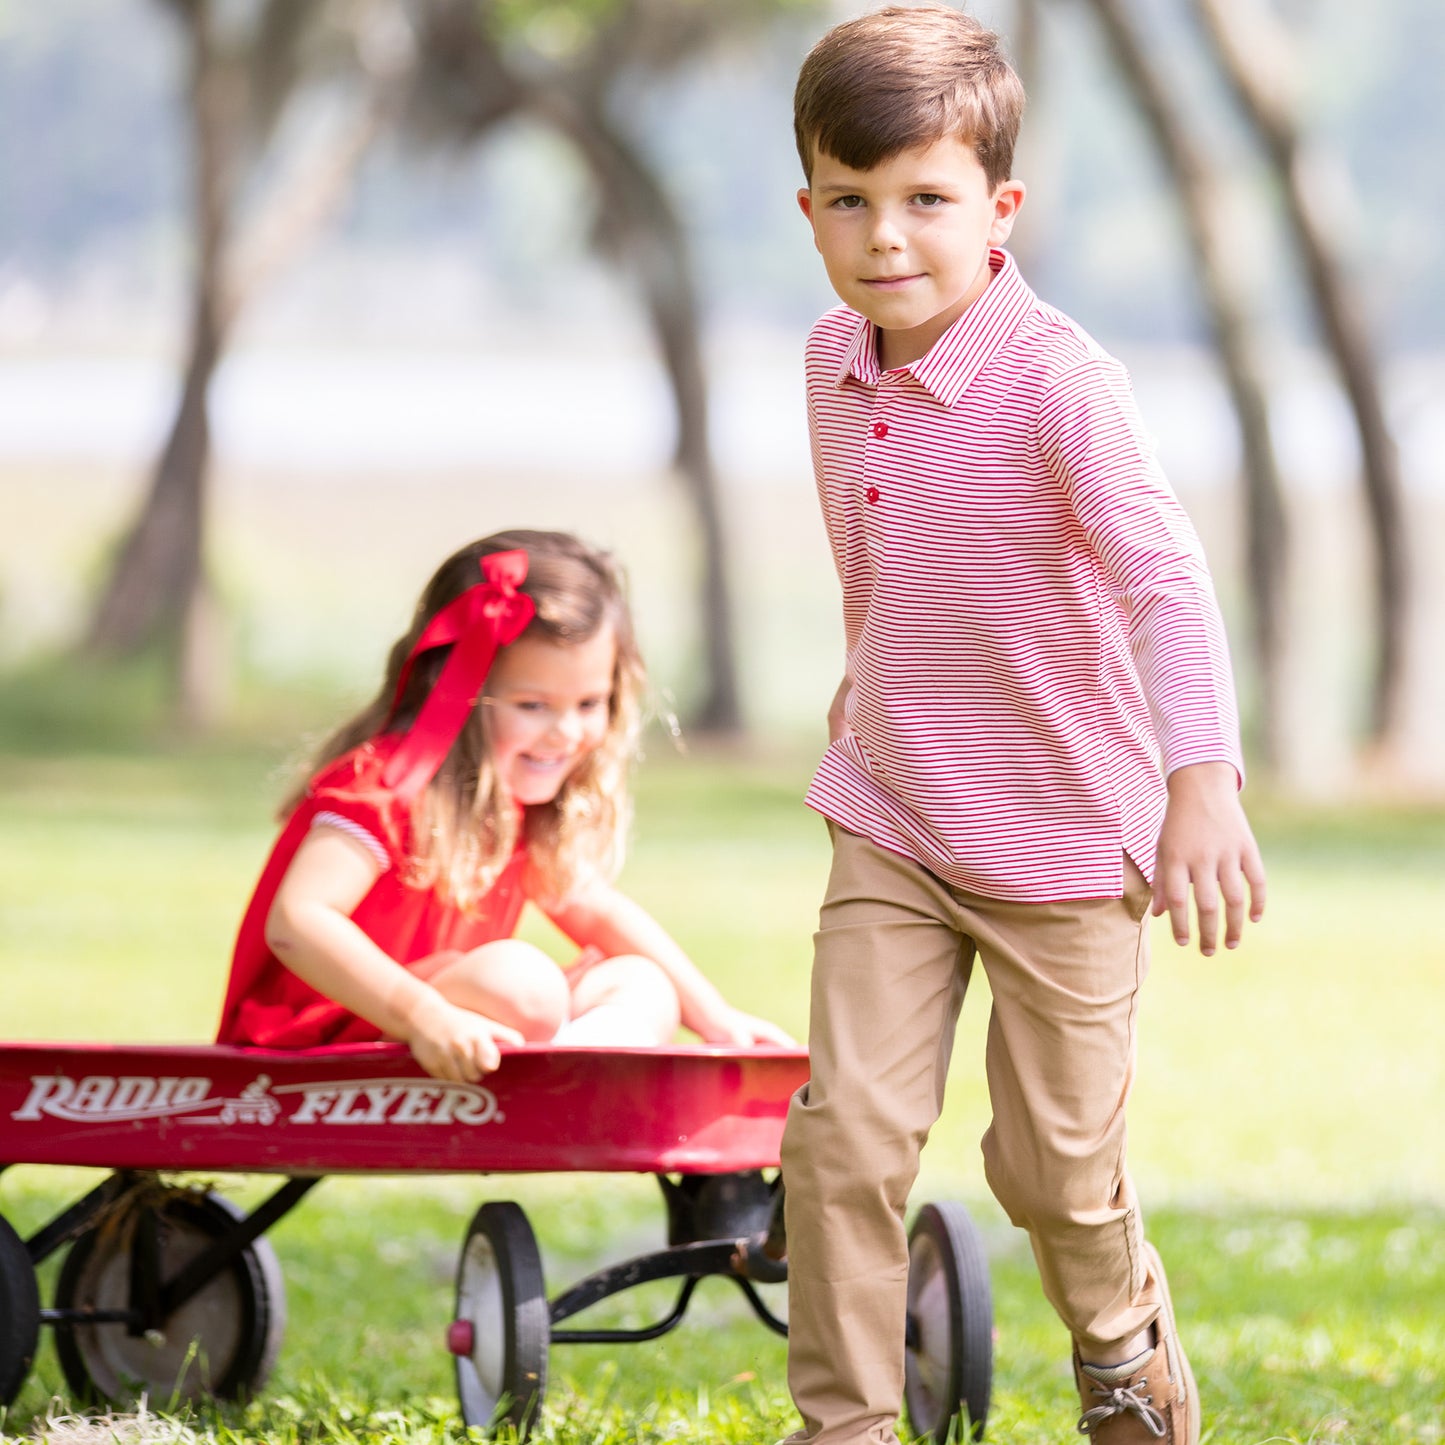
(903, 1200), (993, 1442)
(53, 1188), (285, 1407)
(0, 1213), (40, 1406)
(451, 1201), (549, 1435)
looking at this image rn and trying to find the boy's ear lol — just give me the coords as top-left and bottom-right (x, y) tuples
(797, 188), (822, 254)
(988, 179), (1027, 246)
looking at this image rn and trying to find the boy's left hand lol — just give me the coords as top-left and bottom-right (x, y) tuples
(1153, 760), (1267, 955)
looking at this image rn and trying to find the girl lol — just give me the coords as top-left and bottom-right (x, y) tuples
(217, 530), (790, 1082)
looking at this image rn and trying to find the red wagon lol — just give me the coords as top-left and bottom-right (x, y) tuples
(0, 1040), (993, 1439)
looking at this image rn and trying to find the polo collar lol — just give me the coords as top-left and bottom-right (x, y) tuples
(836, 248), (1035, 406)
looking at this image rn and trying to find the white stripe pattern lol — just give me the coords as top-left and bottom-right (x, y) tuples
(804, 249), (1243, 902)
(311, 810), (392, 870)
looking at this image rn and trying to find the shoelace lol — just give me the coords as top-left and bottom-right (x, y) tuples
(1077, 1376), (1167, 1438)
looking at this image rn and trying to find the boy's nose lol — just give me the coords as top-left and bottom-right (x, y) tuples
(867, 214), (905, 253)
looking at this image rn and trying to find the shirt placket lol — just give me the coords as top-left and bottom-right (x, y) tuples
(863, 375), (900, 512)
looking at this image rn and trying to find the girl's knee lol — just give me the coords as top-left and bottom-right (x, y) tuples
(571, 953), (680, 1040)
(508, 970), (571, 1040)
(442, 940), (570, 1040)
(616, 954), (682, 1037)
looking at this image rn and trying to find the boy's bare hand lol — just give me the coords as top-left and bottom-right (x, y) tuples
(1153, 760), (1266, 955)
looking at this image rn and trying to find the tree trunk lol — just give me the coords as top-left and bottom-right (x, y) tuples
(224, 100), (399, 330)
(85, 308), (221, 661)
(84, 0), (407, 728)
(1081, 0), (1291, 768)
(406, 5), (744, 732)
(84, 0), (232, 730)
(537, 93), (743, 735)
(1193, 0), (1408, 754)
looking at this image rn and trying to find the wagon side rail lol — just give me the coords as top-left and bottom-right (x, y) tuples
(0, 1040), (809, 1176)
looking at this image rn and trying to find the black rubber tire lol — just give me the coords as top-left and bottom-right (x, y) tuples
(454, 1201), (549, 1435)
(52, 1188), (285, 1407)
(0, 1213), (40, 1407)
(903, 1200), (993, 1442)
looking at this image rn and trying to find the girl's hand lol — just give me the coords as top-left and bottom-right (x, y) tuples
(400, 990), (525, 1082)
(544, 883), (795, 1050)
(693, 1005), (797, 1049)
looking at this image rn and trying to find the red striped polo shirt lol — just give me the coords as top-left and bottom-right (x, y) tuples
(804, 248), (1243, 902)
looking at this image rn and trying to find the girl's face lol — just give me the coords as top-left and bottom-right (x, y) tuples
(482, 625), (617, 806)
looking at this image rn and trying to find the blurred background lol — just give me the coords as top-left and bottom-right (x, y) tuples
(1, 0), (1442, 785)
(2, 0), (1444, 1208)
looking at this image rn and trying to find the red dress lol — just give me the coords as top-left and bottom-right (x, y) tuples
(216, 737), (528, 1048)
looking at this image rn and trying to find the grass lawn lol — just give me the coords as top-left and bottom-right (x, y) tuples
(1, 733), (1442, 1443)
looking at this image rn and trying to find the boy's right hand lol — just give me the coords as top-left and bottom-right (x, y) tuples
(401, 991), (524, 1082)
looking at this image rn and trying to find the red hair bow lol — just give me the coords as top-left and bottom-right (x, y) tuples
(380, 549), (536, 800)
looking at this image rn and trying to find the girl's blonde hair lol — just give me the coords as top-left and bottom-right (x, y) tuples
(293, 530), (645, 909)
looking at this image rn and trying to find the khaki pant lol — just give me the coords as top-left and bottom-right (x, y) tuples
(782, 825), (1162, 1445)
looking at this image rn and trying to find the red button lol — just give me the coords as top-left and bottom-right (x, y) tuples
(865, 486), (880, 504)
(872, 422), (889, 438)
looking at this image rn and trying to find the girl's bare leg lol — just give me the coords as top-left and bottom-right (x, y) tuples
(557, 953), (681, 1045)
(425, 939), (570, 1041)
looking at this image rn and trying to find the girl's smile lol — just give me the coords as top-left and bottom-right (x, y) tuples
(483, 627), (617, 806)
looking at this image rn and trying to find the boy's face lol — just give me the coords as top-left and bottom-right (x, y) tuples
(798, 136), (1024, 371)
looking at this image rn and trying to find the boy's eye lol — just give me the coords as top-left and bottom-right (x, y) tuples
(578, 696), (608, 714)
(914, 193), (946, 206)
(833, 194), (865, 210)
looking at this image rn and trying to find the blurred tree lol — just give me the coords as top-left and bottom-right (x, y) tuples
(1079, 0), (1291, 768)
(1034, 0), (1408, 771)
(404, 0), (823, 734)
(81, 0), (412, 727)
(1192, 0), (1409, 758)
(80, 0), (824, 736)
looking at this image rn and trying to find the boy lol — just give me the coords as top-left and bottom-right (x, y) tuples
(780, 7), (1266, 1445)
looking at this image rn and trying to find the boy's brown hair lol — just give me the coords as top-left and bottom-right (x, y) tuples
(793, 5), (1025, 190)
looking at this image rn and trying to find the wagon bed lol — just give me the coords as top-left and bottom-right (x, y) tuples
(0, 1040), (808, 1176)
